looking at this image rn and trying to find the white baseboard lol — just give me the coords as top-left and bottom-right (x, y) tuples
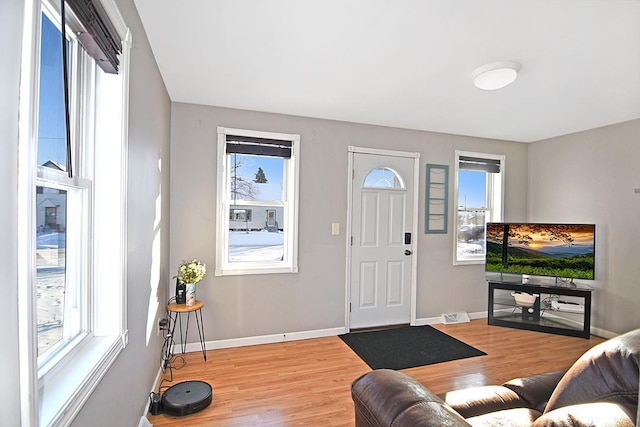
(590, 326), (617, 339)
(468, 311), (488, 320)
(175, 326), (348, 354)
(415, 311), (487, 326)
(138, 416), (153, 427)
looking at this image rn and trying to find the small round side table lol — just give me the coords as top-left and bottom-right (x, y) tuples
(167, 300), (207, 361)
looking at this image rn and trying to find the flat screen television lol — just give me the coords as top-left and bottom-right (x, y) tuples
(485, 223), (595, 280)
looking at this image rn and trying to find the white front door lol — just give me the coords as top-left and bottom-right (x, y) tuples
(349, 150), (418, 329)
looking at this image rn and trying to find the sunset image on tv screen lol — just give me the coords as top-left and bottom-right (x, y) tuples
(485, 223), (595, 280)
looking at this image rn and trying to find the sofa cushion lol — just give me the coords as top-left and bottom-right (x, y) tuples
(466, 407), (541, 427)
(544, 329), (640, 420)
(532, 402), (636, 427)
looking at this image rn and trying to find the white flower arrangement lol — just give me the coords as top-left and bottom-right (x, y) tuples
(175, 259), (207, 285)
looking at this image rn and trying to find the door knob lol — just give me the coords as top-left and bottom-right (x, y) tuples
(404, 249), (412, 256)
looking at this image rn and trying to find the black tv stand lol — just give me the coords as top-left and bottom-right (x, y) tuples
(488, 281), (593, 339)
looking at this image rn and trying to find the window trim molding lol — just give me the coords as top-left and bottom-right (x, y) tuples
(215, 126), (300, 276)
(453, 150), (505, 266)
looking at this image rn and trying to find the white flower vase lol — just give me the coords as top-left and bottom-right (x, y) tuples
(186, 283), (196, 306)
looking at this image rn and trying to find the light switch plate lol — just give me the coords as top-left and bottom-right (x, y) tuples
(331, 223), (340, 235)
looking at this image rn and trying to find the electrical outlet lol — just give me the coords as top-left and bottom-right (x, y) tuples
(157, 318), (168, 336)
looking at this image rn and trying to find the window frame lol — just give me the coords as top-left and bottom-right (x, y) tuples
(453, 150), (505, 265)
(18, 0), (131, 425)
(216, 126), (300, 276)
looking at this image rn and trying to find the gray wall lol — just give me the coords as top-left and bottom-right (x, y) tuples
(528, 119), (640, 334)
(170, 103), (528, 342)
(1, 0), (25, 425)
(1, 0), (171, 424)
(70, 0), (171, 425)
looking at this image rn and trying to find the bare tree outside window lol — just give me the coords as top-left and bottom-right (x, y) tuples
(231, 154), (259, 201)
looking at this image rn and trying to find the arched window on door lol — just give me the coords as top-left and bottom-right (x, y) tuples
(363, 167), (405, 189)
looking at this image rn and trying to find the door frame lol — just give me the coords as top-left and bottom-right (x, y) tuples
(345, 145), (420, 330)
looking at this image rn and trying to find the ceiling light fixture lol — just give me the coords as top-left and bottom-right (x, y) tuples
(473, 61), (521, 90)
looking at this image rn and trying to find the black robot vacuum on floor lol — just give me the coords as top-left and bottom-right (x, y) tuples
(151, 380), (213, 416)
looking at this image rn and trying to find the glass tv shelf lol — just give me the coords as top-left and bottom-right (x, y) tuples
(488, 281), (593, 339)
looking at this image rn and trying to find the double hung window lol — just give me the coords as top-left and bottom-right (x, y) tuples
(216, 127), (300, 276)
(20, 0), (130, 424)
(454, 151), (505, 264)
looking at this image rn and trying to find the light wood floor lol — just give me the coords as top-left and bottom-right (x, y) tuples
(147, 320), (605, 426)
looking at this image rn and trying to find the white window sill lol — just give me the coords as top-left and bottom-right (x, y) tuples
(215, 265), (298, 276)
(454, 258), (485, 266)
(39, 332), (127, 426)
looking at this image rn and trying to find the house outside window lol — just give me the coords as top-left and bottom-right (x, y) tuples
(216, 127), (300, 275)
(230, 208), (252, 222)
(19, 0), (130, 424)
(453, 150), (504, 265)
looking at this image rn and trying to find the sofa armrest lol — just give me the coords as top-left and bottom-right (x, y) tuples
(532, 402), (636, 427)
(351, 369), (471, 427)
(502, 370), (566, 413)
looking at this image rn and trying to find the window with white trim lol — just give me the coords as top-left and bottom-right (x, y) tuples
(454, 151), (504, 265)
(216, 127), (300, 276)
(19, 0), (130, 424)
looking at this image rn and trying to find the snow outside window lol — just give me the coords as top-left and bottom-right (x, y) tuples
(216, 127), (300, 276)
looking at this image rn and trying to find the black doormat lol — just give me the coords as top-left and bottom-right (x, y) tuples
(339, 325), (486, 370)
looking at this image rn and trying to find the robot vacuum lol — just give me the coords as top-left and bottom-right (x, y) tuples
(161, 380), (213, 416)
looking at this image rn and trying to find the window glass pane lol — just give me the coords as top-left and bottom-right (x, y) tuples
(38, 12), (68, 171)
(227, 153), (285, 263)
(363, 167), (404, 189)
(36, 186), (67, 356)
(457, 209), (487, 258)
(228, 220), (285, 263)
(458, 170), (486, 208)
(229, 154), (283, 202)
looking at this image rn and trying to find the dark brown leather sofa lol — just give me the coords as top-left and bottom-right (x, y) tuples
(351, 328), (640, 426)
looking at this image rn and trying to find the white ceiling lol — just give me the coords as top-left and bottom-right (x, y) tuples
(133, 0), (640, 143)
